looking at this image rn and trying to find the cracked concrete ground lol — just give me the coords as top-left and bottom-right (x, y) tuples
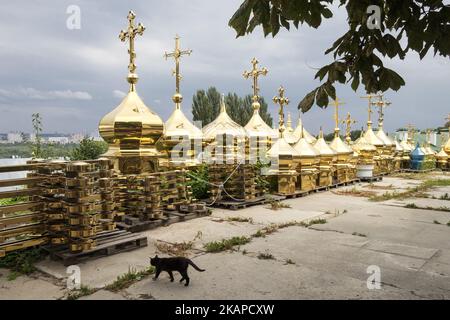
(1, 173), (449, 300)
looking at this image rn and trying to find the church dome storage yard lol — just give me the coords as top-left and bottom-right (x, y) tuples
(0, 8), (449, 301)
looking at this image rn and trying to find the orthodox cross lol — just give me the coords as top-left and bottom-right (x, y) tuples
(360, 93), (380, 125)
(406, 123), (416, 141)
(341, 112), (357, 143)
(371, 94), (391, 126)
(273, 86), (289, 135)
(243, 58), (268, 104)
(329, 97), (345, 137)
(164, 35), (192, 97)
(119, 11), (145, 84)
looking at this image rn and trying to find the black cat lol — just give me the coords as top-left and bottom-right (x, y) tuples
(150, 255), (205, 286)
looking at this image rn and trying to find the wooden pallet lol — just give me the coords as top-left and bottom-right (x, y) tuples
(401, 169), (435, 173)
(314, 186), (329, 192)
(359, 176), (383, 182)
(44, 230), (147, 266)
(277, 190), (311, 199)
(116, 207), (211, 232)
(213, 195), (284, 210)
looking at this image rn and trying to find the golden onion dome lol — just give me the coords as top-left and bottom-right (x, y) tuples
(363, 122), (384, 147)
(424, 144), (435, 155)
(293, 130), (319, 158)
(330, 135), (353, 155)
(376, 128), (394, 146)
(282, 112), (299, 144)
(352, 133), (377, 153)
(267, 133), (300, 158)
(436, 147), (448, 160)
(445, 136), (450, 154)
(394, 140), (404, 152)
(400, 135), (413, 152)
(244, 100), (278, 138)
(293, 116), (317, 144)
(202, 95), (247, 141)
(99, 89), (164, 157)
(164, 102), (202, 140)
(313, 129), (336, 157)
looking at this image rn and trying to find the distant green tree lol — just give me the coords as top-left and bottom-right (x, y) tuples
(69, 137), (108, 161)
(241, 95), (273, 127)
(192, 87), (221, 127)
(350, 129), (362, 141)
(31, 113), (43, 158)
(192, 87), (273, 127)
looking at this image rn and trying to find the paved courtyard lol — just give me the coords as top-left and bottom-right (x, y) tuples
(1, 172), (449, 300)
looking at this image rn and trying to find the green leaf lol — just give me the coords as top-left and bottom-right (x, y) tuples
(298, 88), (317, 113)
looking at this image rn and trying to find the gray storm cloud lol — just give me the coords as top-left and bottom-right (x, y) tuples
(0, 0), (448, 135)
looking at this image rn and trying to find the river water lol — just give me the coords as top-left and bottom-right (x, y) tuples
(0, 158), (30, 191)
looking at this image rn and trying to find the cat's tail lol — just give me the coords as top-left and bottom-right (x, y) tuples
(188, 259), (205, 272)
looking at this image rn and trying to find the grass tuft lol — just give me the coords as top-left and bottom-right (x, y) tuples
(66, 285), (96, 300)
(105, 266), (155, 292)
(204, 236), (251, 253)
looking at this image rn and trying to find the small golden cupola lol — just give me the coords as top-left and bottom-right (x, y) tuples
(99, 11), (164, 174)
(162, 35), (202, 167)
(445, 114), (450, 154)
(293, 115), (317, 144)
(282, 112), (298, 145)
(267, 86), (300, 195)
(313, 127), (336, 187)
(243, 58), (277, 161)
(292, 123), (319, 191)
(202, 94), (247, 163)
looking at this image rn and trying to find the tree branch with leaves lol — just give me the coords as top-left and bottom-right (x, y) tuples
(229, 0), (450, 112)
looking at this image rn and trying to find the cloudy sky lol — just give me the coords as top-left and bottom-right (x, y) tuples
(0, 0), (448, 136)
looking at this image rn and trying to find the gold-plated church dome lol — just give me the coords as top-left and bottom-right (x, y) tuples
(244, 100), (277, 138)
(283, 112), (299, 144)
(363, 123), (384, 147)
(202, 95), (247, 141)
(293, 116), (317, 144)
(330, 135), (353, 155)
(293, 130), (319, 158)
(313, 129), (336, 157)
(436, 147), (448, 161)
(99, 11), (164, 163)
(376, 128), (394, 146)
(165, 104), (202, 140)
(99, 91), (164, 156)
(352, 133), (377, 153)
(445, 136), (450, 154)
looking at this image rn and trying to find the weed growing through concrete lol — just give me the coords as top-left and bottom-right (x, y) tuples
(352, 232), (367, 237)
(369, 179), (450, 202)
(105, 266), (155, 292)
(204, 236), (251, 252)
(266, 200), (291, 211)
(332, 188), (377, 198)
(0, 247), (47, 276)
(7, 271), (19, 281)
(227, 216), (254, 223)
(155, 231), (202, 256)
(66, 285), (96, 300)
(257, 251), (275, 260)
(404, 203), (450, 213)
